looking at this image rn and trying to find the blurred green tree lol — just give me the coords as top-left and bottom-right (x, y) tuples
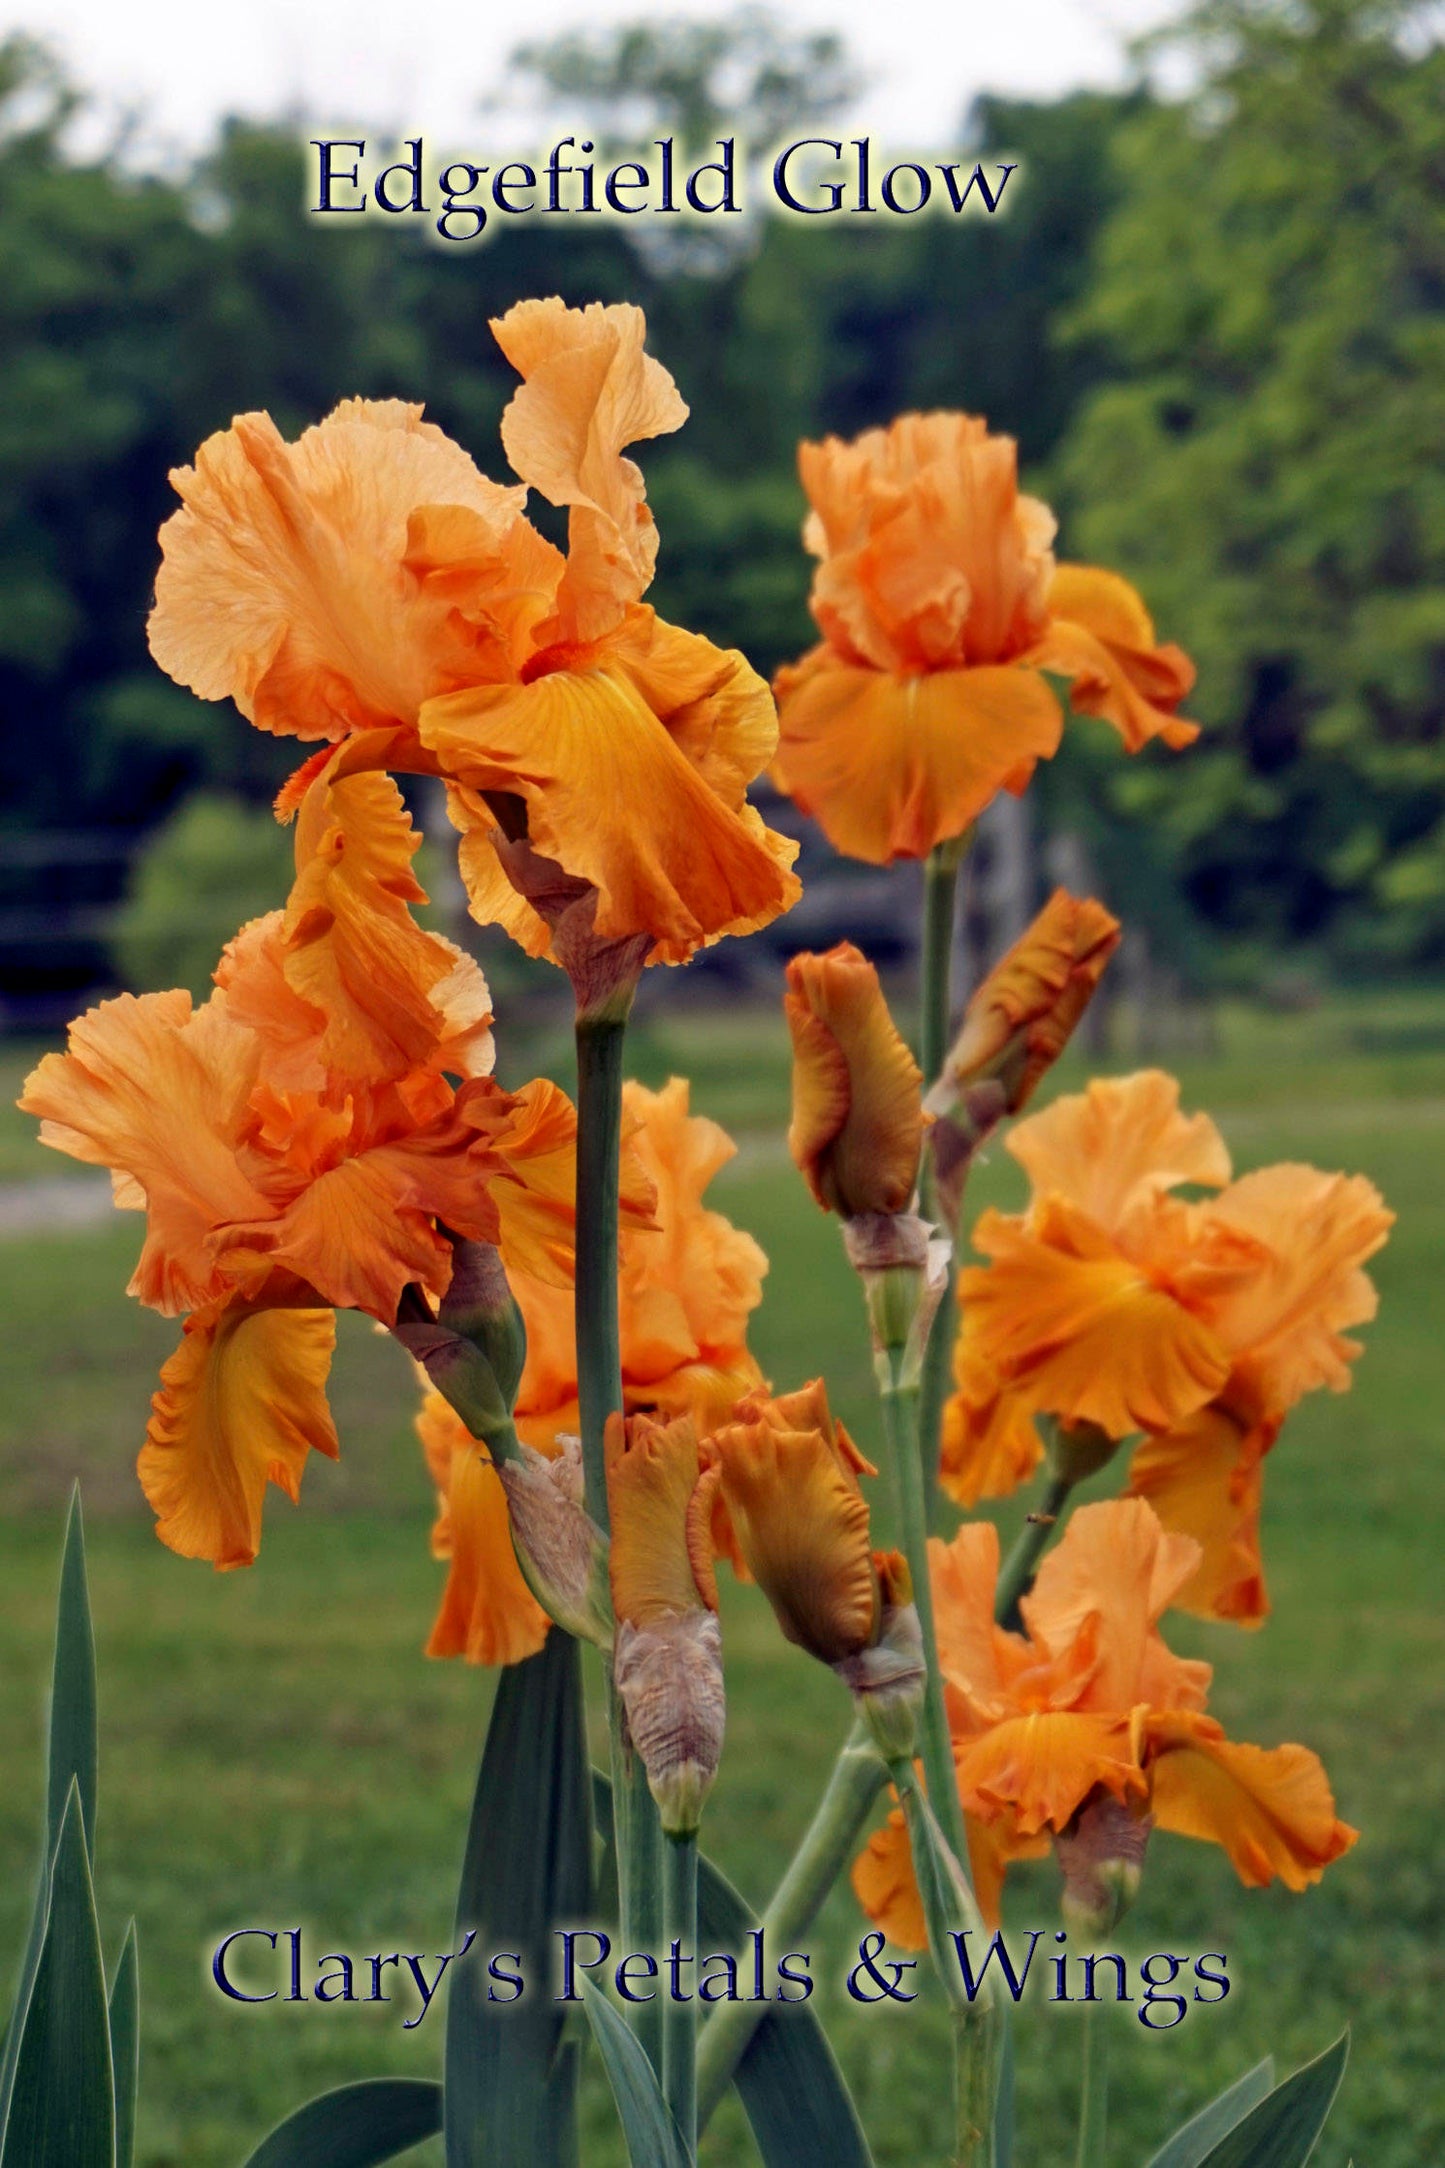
(1057, 0), (1445, 967)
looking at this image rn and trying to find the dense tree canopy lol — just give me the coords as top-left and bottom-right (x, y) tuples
(1059, 0), (1445, 966)
(1, 0), (1441, 1014)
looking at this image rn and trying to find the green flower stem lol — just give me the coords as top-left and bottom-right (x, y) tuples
(663, 1834), (698, 2156)
(889, 1757), (1001, 2168)
(575, 1015), (627, 1532)
(994, 1475), (1073, 1631)
(575, 1009), (665, 2069)
(878, 1365), (972, 1874)
(917, 837), (966, 1520)
(919, 837), (965, 1091)
(696, 1721), (886, 2129)
(1075, 2003), (1110, 2168)
(627, 1753), (665, 2075)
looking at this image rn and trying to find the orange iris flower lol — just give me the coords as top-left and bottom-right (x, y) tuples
(853, 1498), (1356, 1940)
(941, 1071), (1392, 1620)
(771, 413), (1197, 865)
(784, 943), (925, 1219)
(21, 770), (580, 1571)
(148, 298), (799, 969)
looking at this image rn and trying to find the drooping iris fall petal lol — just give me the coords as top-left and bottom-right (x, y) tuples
(1146, 1712), (1356, 1890)
(771, 652), (1062, 867)
(784, 943), (925, 1218)
(138, 1301), (339, 1570)
(1033, 564), (1198, 752)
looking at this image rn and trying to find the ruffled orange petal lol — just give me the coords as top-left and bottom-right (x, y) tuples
(1007, 1070), (1231, 1232)
(422, 658), (799, 966)
(138, 1300), (338, 1569)
(852, 1803), (927, 1949)
(851, 1790), (1046, 1946)
(707, 1387), (878, 1664)
(20, 991), (269, 1317)
(928, 1520), (1024, 1724)
(1196, 1164), (1393, 1410)
(148, 398), (525, 742)
(493, 298), (688, 643)
(1022, 1497), (1206, 1711)
(963, 1197), (1231, 1438)
(212, 1075), (520, 1322)
(939, 1321), (1045, 1508)
(784, 943), (924, 1217)
(419, 1390), (551, 1666)
(955, 1711), (1147, 1836)
(1128, 1406), (1277, 1626)
(617, 1078), (765, 1383)
(797, 415), (1057, 674)
(281, 766), (495, 1086)
(1034, 564), (1198, 751)
(1146, 1711), (1357, 1890)
(772, 648), (1062, 865)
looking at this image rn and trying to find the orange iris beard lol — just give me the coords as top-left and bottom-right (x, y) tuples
(771, 412), (1198, 865)
(147, 298), (799, 969)
(942, 1071), (1393, 1621)
(853, 1498), (1356, 1941)
(21, 771), (581, 1571)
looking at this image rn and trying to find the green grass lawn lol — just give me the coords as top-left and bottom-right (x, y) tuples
(0, 987), (1440, 2165)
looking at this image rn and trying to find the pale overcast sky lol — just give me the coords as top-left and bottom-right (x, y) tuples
(2, 0), (1182, 162)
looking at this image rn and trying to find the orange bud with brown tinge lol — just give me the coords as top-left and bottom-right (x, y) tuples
(605, 1410), (725, 1834)
(784, 944), (925, 1220)
(926, 891), (1119, 1231)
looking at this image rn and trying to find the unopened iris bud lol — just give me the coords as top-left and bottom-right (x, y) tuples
(708, 1384), (924, 1739)
(392, 1237), (528, 1461)
(496, 1435), (612, 1649)
(606, 1412), (726, 1836)
(784, 943), (926, 1221)
(1054, 1789), (1152, 1939)
(925, 891), (1120, 1231)
(836, 1553), (925, 1761)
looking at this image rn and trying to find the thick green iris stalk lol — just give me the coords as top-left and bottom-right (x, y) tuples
(574, 1010), (665, 2077)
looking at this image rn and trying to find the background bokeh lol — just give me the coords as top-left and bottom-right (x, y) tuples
(0, 2), (1440, 2162)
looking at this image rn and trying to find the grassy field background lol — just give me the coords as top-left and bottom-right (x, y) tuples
(0, 986), (1440, 2165)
